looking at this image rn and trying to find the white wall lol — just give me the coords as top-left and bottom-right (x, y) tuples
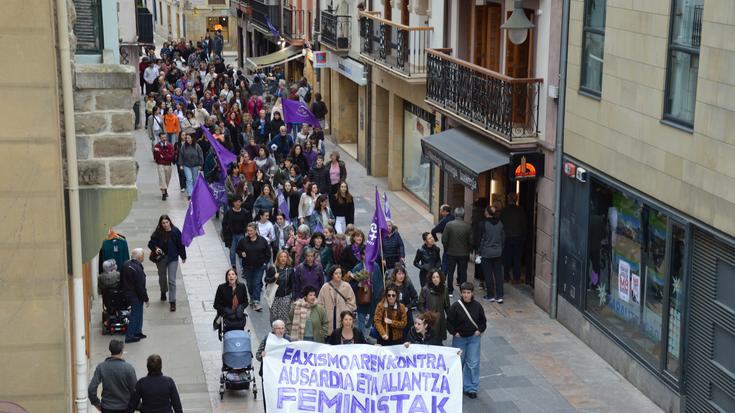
(118, 0), (137, 43)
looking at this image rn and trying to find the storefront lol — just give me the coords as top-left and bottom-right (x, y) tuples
(555, 156), (735, 409)
(207, 16), (230, 42)
(421, 126), (543, 285)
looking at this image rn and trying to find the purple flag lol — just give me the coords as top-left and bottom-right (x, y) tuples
(281, 99), (321, 127)
(181, 173), (219, 246)
(276, 189), (291, 223)
(265, 16), (280, 38)
(383, 192), (392, 221)
(364, 187), (389, 267)
(201, 126), (237, 182)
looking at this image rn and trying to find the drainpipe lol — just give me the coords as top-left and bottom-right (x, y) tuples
(550, 0), (570, 319)
(56, 0), (89, 411)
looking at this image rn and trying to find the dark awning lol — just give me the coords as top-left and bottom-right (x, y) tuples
(421, 127), (509, 191)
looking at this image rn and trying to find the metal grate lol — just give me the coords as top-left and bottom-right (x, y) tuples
(685, 229), (735, 412)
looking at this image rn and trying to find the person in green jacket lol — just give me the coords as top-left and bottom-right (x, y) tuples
(441, 207), (473, 296)
(287, 286), (328, 342)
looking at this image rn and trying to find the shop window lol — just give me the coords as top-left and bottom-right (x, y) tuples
(665, 223), (685, 376)
(586, 178), (688, 374)
(402, 103), (434, 205)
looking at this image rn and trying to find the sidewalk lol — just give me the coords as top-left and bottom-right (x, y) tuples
(89, 128), (264, 412)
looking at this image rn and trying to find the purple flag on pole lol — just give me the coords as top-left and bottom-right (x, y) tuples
(281, 99), (321, 128)
(181, 173), (219, 246)
(364, 187), (389, 267)
(201, 126), (237, 182)
(265, 16), (280, 38)
(276, 189), (291, 223)
(383, 192), (392, 221)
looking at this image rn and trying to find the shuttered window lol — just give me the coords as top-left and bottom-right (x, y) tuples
(74, 0), (104, 53)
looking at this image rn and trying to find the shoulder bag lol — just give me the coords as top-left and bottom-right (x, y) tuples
(457, 300), (479, 331)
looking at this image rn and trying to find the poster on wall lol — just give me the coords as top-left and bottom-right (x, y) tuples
(630, 272), (640, 304)
(314, 51), (329, 68)
(618, 260), (631, 303)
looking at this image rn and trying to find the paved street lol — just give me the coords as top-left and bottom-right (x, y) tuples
(89, 127), (662, 412)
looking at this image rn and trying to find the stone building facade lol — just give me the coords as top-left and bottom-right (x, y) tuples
(555, 0), (735, 411)
(0, 0), (137, 411)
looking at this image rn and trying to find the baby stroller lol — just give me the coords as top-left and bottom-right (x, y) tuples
(101, 288), (130, 335)
(219, 326), (258, 400)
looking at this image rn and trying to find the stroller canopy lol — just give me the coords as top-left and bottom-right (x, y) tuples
(223, 330), (253, 369)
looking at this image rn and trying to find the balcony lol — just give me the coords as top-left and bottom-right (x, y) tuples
(282, 5), (311, 42)
(250, 0), (281, 35)
(425, 48), (542, 143)
(358, 10), (433, 79)
(321, 8), (350, 50)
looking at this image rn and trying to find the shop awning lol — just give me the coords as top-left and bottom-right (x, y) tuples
(245, 46), (302, 71)
(421, 127), (509, 191)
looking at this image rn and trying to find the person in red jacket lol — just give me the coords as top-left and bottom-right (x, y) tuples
(153, 133), (175, 201)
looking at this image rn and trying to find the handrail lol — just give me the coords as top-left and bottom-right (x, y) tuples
(427, 48), (543, 84)
(358, 10), (433, 31)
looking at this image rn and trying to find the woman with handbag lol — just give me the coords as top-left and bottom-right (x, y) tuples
(264, 250), (294, 324)
(147, 215), (187, 312)
(417, 270), (450, 345)
(318, 266), (357, 335)
(373, 286), (408, 346)
(213, 268), (248, 333)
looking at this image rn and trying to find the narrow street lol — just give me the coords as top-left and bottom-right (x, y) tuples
(89, 127), (662, 412)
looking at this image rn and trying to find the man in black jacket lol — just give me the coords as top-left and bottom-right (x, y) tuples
(431, 204), (454, 275)
(236, 223), (271, 312)
(447, 282), (487, 399)
(128, 354), (183, 413)
(121, 248), (149, 343)
(308, 155), (331, 195)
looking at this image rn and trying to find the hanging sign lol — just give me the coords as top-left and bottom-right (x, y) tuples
(510, 151), (545, 180)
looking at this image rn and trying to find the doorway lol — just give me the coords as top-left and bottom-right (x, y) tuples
(474, 3), (502, 71)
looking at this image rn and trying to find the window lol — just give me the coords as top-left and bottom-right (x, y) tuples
(586, 178), (688, 378)
(580, 0), (606, 96)
(663, 0), (704, 128)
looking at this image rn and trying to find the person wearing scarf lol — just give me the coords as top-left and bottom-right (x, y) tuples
(287, 286), (328, 342)
(213, 269), (248, 333)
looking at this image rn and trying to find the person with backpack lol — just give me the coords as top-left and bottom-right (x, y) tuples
(297, 78), (311, 104)
(311, 93), (328, 129)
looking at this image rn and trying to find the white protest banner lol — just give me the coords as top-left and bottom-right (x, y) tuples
(264, 340), (462, 413)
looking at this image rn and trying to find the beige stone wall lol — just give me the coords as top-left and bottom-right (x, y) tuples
(0, 0), (72, 411)
(565, 0), (735, 235)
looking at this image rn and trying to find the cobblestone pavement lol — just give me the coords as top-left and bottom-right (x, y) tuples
(89, 128), (662, 413)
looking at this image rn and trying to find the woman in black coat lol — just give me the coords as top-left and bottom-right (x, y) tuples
(213, 268), (249, 333)
(148, 214), (187, 312)
(413, 232), (442, 288)
(128, 354), (183, 413)
(326, 311), (367, 345)
(330, 181), (355, 232)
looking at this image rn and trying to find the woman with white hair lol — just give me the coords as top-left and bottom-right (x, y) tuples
(256, 319), (289, 411)
(98, 259), (120, 295)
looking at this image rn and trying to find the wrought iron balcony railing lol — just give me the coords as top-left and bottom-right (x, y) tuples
(282, 5), (311, 40)
(321, 9), (350, 50)
(250, 0), (281, 35)
(358, 10), (433, 78)
(426, 48), (542, 141)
